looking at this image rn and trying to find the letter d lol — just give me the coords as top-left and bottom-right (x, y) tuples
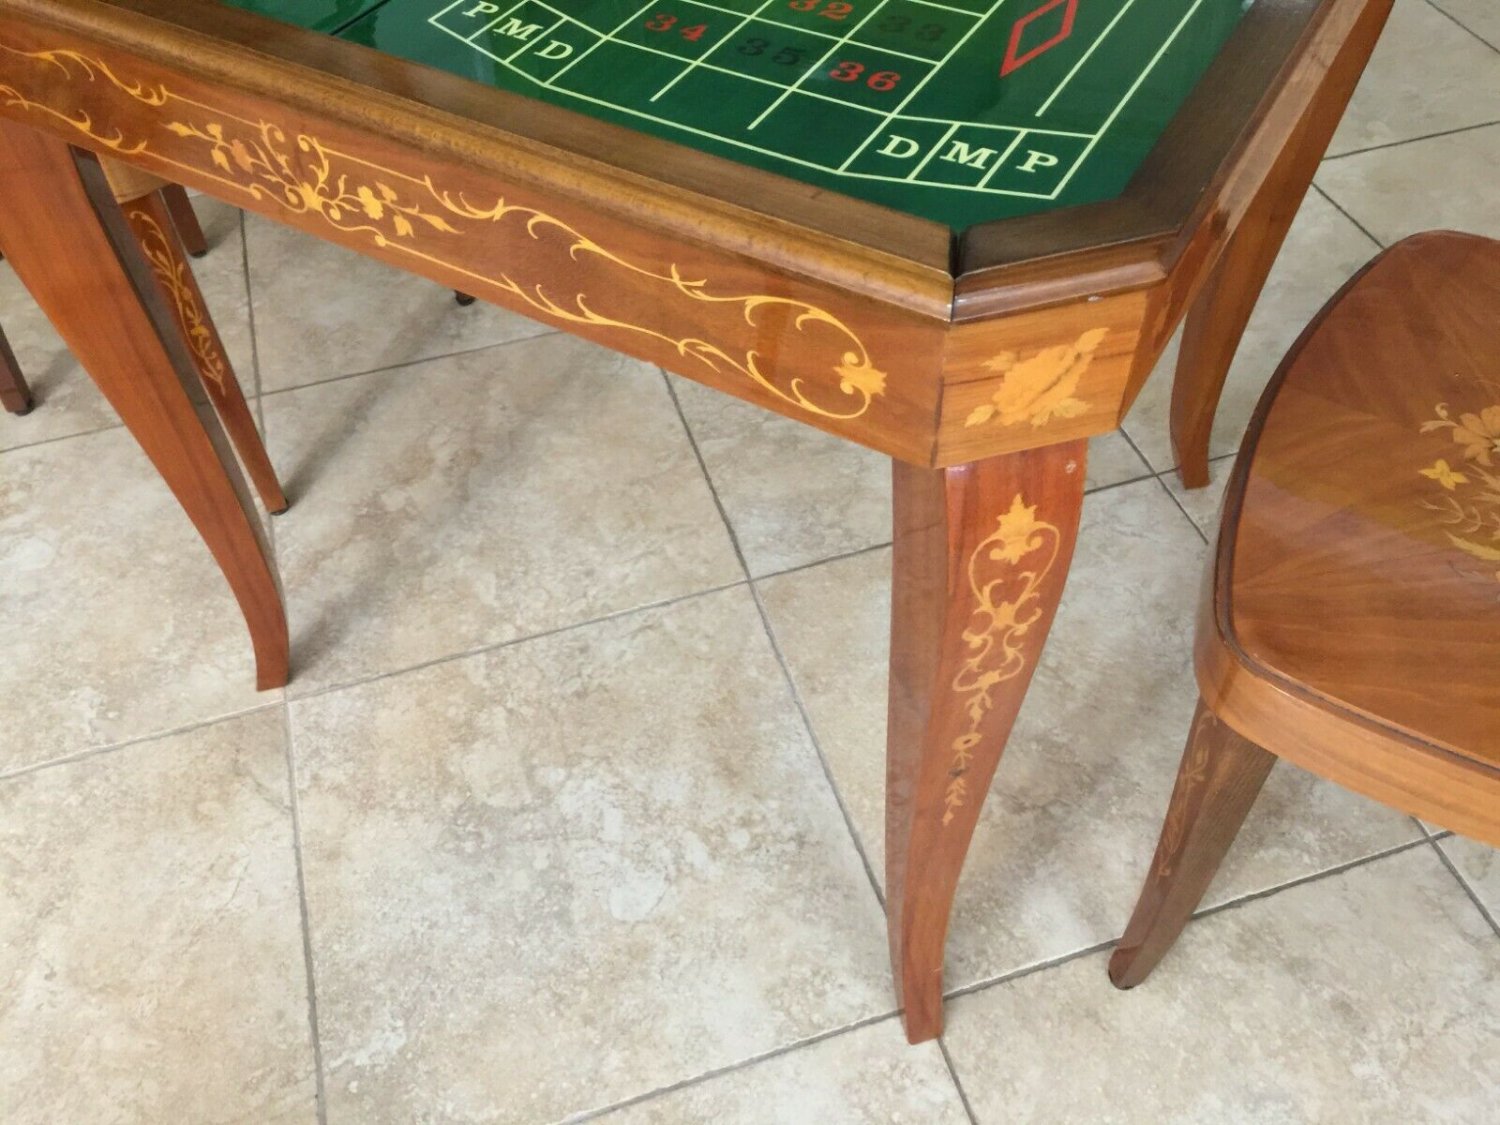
(877, 135), (921, 160)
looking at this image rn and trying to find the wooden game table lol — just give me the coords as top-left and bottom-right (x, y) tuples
(0, 0), (1391, 1041)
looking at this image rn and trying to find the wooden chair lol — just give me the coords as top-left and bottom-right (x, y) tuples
(1111, 232), (1500, 988)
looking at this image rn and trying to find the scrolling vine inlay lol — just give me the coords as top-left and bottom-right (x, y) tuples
(128, 206), (227, 394)
(0, 42), (887, 421)
(944, 494), (1062, 826)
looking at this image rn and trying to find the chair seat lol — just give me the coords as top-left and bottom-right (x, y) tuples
(1213, 231), (1500, 771)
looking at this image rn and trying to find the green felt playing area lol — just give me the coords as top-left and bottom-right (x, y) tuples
(221, 0), (389, 34)
(227, 0), (1255, 231)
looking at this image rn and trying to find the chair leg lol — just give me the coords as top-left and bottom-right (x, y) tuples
(119, 189), (288, 513)
(160, 183), (209, 258)
(0, 324), (34, 414)
(1109, 700), (1276, 988)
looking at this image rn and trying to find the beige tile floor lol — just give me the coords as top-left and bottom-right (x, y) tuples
(2, 2), (1498, 1119)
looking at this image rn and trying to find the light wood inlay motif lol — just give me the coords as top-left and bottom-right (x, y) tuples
(0, 42), (888, 422)
(1419, 401), (1500, 572)
(963, 328), (1107, 430)
(127, 206), (226, 393)
(944, 493), (1061, 826)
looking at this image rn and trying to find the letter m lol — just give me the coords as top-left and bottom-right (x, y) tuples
(941, 141), (998, 170)
(494, 17), (543, 41)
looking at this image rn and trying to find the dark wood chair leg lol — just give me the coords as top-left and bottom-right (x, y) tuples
(887, 439), (1087, 1042)
(1109, 701), (1276, 989)
(454, 290), (476, 306)
(0, 323), (34, 414)
(120, 189), (288, 514)
(160, 182), (209, 258)
(0, 120), (287, 690)
(1170, 2), (1387, 490)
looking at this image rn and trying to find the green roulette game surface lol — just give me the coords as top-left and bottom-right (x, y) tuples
(232, 0), (1256, 230)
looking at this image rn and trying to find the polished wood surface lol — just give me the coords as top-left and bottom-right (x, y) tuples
(887, 440), (1086, 1041)
(1169, 0), (1387, 489)
(0, 0), (1388, 468)
(0, 322), (32, 414)
(1113, 233), (1500, 989)
(160, 181), (207, 257)
(118, 188), (287, 513)
(0, 0), (1393, 1045)
(1108, 703), (1275, 988)
(0, 121), (288, 689)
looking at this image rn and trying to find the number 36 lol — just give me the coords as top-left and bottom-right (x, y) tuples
(829, 61), (900, 90)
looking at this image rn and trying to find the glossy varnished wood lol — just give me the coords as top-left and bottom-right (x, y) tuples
(0, 0), (1391, 467)
(1114, 233), (1500, 988)
(0, 323), (32, 413)
(1108, 703), (1275, 988)
(0, 120), (287, 689)
(1168, 0), (1390, 488)
(160, 181), (206, 257)
(887, 440), (1087, 1041)
(119, 187), (287, 513)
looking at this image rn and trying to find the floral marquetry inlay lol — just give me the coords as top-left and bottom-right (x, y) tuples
(0, 40), (888, 423)
(944, 494), (1062, 827)
(964, 328), (1107, 430)
(128, 207), (227, 394)
(1419, 402), (1500, 576)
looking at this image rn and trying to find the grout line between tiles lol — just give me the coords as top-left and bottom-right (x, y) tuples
(559, 1008), (904, 1124)
(1190, 834), (1435, 922)
(1153, 470), (1212, 546)
(1309, 182), (1386, 251)
(936, 1038), (981, 1125)
(279, 701), (330, 1125)
(283, 576), (750, 705)
(1430, 837), (1500, 938)
(1320, 117), (1500, 163)
(255, 328), (561, 400)
(1424, 0), (1500, 53)
(658, 371), (889, 905)
(0, 699), (286, 783)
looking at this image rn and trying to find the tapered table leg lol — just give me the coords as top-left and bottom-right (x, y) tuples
(120, 190), (288, 514)
(160, 182), (209, 258)
(0, 324), (33, 414)
(0, 120), (288, 690)
(887, 439), (1087, 1042)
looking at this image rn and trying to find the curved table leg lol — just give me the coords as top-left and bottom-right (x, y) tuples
(1170, 0), (1391, 490)
(0, 119), (288, 690)
(887, 439), (1087, 1042)
(0, 324), (33, 415)
(120, 189), (289, 514)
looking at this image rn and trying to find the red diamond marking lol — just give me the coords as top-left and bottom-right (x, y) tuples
(1000, 0), (1079, 78)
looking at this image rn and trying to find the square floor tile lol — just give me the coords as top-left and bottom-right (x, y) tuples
(245, 213), (552, 392)
(1329, 0), (1500, 156)
(0, 710), (315, 1124)
(675, 376), (1150, 579)
(1434, 0), (1500, 48)
(264, 335), (742, 694)
(1123, 191), (1379, 472)
(0, 196), (252, 451)
(0, 426), (270, 772)
(943, 847), (1500, 1122)
(289, 587), (892, 1123)
(595, 1019), (966, 1124)
(1318, 122), (1500, 245)
(759, 479), (1421, 989)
